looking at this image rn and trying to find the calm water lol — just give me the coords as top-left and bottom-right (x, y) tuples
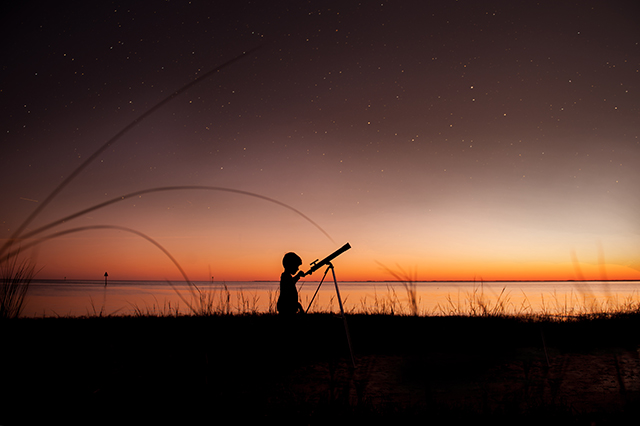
(21, 279), (640, 317)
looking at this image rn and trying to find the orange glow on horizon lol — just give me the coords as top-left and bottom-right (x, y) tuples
(26, 238), (640, 283)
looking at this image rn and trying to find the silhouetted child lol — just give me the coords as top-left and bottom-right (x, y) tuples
(277, 252), (306, 315)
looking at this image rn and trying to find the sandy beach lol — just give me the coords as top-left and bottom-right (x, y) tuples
(2, 314), (640, 424)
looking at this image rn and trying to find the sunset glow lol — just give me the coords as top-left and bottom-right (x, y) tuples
(1, 1), (638, 283)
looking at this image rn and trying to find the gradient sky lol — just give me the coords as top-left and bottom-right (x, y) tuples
(1, 0), (639, 282)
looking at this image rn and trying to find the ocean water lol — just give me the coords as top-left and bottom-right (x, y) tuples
(20, 279), (640, 317)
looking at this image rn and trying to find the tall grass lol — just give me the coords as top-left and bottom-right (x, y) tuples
(375, 262), (420, 315)
(356, 285), (402, 315)
(19, 279), (640, 319)
(1, 255), (36, 319)
(170, 283), (262, 316)
(436, 279), (512, 317)
(431, 282), (640, 320)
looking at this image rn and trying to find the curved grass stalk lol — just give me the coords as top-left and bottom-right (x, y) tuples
(13, 185), (335, 249)
(6, 224), (201, 314)
(1, 254), (37, 319)
(0, 47), (261, 260)
(375, 261), (419, 316)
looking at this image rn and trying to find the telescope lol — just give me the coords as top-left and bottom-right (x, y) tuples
(305, 242), (351, 275)
(303, 242), (355, 367)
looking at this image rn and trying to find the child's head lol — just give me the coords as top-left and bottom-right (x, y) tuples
(282, 252), (302, 273)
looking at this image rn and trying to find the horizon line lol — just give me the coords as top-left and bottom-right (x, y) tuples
(33, 278), (640, 283)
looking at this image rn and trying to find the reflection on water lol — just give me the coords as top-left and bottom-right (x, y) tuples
(22, 279), (640, 317)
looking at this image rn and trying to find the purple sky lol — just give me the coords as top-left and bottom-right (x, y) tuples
(1, 0), (638, 281)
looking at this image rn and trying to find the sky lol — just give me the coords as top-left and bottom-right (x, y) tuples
(1, 0), (639, 282)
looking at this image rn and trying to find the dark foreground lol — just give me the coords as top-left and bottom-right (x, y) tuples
(2, 314), (640, 425)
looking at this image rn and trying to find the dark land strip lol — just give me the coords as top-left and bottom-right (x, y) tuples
(2, 314), (640, 424)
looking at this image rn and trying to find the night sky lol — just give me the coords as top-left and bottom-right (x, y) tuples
(1, 0), (639, 281)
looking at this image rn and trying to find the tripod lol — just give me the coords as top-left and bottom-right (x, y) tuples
(306, 262), (356, 368)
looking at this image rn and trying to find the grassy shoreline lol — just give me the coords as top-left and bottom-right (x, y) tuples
(3, 313), (640, 424)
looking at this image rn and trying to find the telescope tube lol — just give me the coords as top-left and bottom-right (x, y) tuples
(305, 242), (351, 275)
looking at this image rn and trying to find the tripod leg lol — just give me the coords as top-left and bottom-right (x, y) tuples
(330, 265), (356, 369)
(305, 266), (330, 313)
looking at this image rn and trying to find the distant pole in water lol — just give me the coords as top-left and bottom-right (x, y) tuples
(104, 272), (108, 286)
